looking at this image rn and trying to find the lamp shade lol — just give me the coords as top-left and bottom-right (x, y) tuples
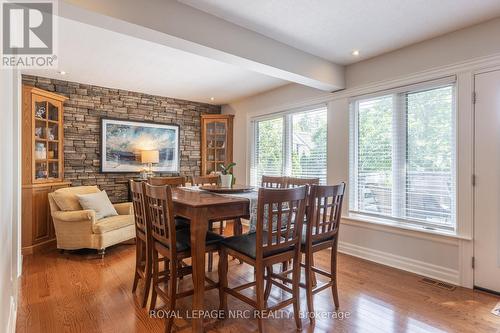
(141, 150), (159, 164)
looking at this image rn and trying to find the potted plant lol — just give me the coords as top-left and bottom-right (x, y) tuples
(219, 162), (236, 188)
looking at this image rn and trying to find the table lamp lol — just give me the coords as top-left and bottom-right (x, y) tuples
(141, 150), (159, 177)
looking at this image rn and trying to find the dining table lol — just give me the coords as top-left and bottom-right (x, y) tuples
(171, 187), (251, 332)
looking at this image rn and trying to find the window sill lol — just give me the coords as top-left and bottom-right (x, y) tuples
(341, 213), (471, 242)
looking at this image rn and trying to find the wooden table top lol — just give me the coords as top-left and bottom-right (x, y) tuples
(171, 187), (249, 208)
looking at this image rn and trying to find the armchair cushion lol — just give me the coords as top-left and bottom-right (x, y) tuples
(77, 190), (118, 220)
(113, 202), (134, 215)
(52, 209), (96, 223)
(92, 215), (135, 234)
(52, 186), (100, 211)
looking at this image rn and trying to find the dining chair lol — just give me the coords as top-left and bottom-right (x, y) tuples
(130, 180), (184, 309)
(144, 183), (224, 332)
(191, 174), (226, 271)
(270, 183), (345, 325)
(130, 180), (151, 308)
(192, 174), (219, 187)
(283, 177), (320, 282)
(286, 177), (320, 188)
(148, 176), (186, 187)
(261, 175), (287, 188)
(218, 186), (308, 332)
(148, 176), (189, 230)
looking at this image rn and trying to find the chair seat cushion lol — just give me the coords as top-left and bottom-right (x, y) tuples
(93, 215), (134, 234)
(169, 229), (224, 252)
(222, 232), (292, 259)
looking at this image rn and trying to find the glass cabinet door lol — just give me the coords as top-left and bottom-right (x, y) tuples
(33, 96), (62, 182)
(205, 119), (228, 173)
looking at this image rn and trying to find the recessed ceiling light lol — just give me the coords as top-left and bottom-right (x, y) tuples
(210, 97), (215, 101)
(58, 71), (67, 75)
(352, 50), (360, 56)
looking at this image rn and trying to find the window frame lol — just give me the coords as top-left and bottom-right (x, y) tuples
(349, 77), (457, 232)
(250, 104), (328, 186)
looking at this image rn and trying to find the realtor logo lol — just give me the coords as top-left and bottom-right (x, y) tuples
(1, 0), (57, 68)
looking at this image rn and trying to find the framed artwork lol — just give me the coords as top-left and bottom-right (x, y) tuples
(100, 118), (180, 173)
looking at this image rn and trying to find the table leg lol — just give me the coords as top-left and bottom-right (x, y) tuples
(190, 208), (208, 333)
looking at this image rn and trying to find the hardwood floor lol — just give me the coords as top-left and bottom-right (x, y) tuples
(16, 224), (500, 333)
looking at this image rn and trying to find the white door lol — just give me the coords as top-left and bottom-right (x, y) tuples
(474, 69), (500, 293)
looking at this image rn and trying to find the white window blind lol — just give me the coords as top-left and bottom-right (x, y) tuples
(349, 79), (456, 231)
(251, 106), (327, 186)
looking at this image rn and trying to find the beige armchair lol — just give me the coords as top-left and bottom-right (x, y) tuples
(48, 186), (135, 257)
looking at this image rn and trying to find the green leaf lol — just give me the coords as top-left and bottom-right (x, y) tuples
(226, 162), (236, 171)
(219, 162), (236, 174)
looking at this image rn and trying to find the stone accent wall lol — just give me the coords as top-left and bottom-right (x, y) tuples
(22, 75), (220, 202)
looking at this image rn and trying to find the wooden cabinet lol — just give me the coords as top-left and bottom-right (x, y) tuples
(22, 86), (70, 255)
(201, 114), (234, 175)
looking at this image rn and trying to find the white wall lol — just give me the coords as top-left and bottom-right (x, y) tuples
(346, 17), (500, 88)
(224, 84), (327, 182)
(0, 69), (21, 333)
(222, 17), (500, 287)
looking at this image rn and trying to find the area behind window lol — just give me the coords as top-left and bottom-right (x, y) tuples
(349, 80), (456, 232)
(251, 106), (327, 185)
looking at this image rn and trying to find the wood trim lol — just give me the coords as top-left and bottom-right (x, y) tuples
(23, 86), (68, 102)
(200, 114), (234, 119)
(22, 181), (71, 189)
(21, 238), (57, 256)
(22, 87), (32, 185)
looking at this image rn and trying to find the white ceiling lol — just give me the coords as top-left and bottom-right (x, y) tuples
(24, 2), (500, 104)
(180, 0), (500, 64)
(24, 17), (287, 104)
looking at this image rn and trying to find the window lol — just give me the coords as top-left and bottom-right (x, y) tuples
(254, 117), (283, 178)
(350, 80), (456, 231)
(251, 106), (327, 185)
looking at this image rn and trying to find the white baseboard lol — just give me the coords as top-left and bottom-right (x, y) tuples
(338, 241), (460, 285)
(7, 295), (17, 333)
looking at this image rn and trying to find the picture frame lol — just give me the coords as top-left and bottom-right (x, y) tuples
(100, 118), (180, 173)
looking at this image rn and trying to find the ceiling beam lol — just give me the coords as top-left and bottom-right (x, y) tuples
(60, 0), (345, 91)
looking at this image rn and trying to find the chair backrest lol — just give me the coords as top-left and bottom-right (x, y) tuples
(255, 186), (307, 259)
(51, 185), (101, 211)
(130, 180), (147, 234)
(144, 183), (177, 254)
(305, 183), (346, 246)
(286, 177), (320, 205)
(148, 176), (186, 187)
(286, 177), (320, 188)
(192, 175), (219, 186)
(261, 175), (287, 188)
